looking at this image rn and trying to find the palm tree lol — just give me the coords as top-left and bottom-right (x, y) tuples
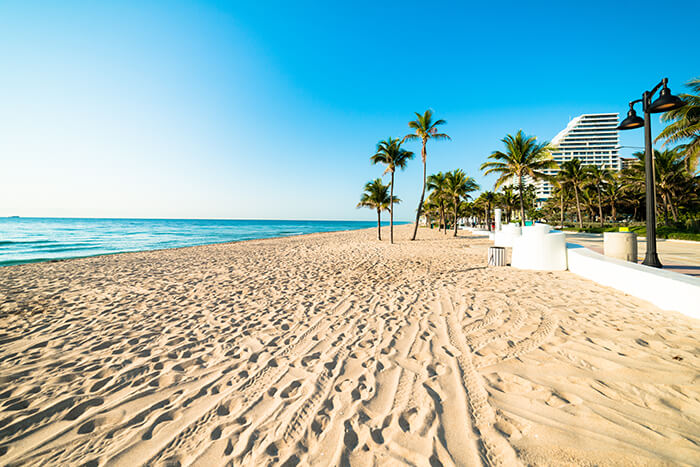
(475, 191), (496, 231)
(625, 149), (690, 225)
(603, 178), (623, 222)
(552, 175), (568, 228)
(585, 165), (613, 226)
(371, 137), (414, 243)
(645, 148), (686, 224)
(427, 172), (449, 233)
(499, 186), (517, 223)
(404, 110), (450, 240)
(422, 198), (441, 228)
(581, 187), (597, 221)
(457, 200), (475, 224)
(480, 130), (556, 226)
(445, 169), (480, 236)
(558, 159), (588, 228)
(656, 77), (700, 171)
(357, 178), (397, 241)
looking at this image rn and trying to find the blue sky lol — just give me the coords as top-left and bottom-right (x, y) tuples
(1, 1), (698, 220)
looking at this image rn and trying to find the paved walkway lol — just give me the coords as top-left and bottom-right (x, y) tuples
(565, 233), (700, 277)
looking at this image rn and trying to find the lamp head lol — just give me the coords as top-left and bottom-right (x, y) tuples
(617, 105), (644, 130)
(648, 84), (685, 113)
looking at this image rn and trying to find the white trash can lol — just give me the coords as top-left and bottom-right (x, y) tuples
(488, 246), (506, 266)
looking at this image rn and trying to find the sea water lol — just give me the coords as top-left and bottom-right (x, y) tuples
(0, 218), (398, 267)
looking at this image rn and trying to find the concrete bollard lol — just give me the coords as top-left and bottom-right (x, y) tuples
(604, 231), (638, 263)
(494, 209), (502, 232)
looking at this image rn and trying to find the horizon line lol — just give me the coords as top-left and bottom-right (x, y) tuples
(2, 215), (414, 223)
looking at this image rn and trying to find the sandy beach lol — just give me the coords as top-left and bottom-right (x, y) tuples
(0, 224), (698, 466)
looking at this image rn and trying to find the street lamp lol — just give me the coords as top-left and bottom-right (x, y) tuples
(617, 78), (685, 268)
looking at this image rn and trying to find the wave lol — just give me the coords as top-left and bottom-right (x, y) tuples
(0, 240), (53, 246)
(29, 246), (103, 254)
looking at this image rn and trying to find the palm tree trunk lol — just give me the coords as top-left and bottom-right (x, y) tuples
(390, 171), (395, 244)
(574, 187), (583, 229)
(443, 203), (448, 235)
(376, 209), (381, 240)
(411, 140), (427, 241)
(597, 189), (604, 227)
(518, 175), (525, 226)
(559, 192), (564, 228)
(453, 196), (459, 237)
(670, 200), (679, 222)
(487, 202), (492, 231)
(611, 199), (617, 221)
(662, 193), (670, 226)
(440, 203), (446, 234)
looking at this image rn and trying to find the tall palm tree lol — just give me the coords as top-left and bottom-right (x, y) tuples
(371, 137), (414, 243)
(656, 77), (700, 171)
(480, 130), (556, 226)
(427, 172), (449, 233)
(357, 178), (397, 241)
(558, 159), (588, 228)
(445, 169), (480, 236)
(404, 110), (450, 240)
(585, 165), (613, 226)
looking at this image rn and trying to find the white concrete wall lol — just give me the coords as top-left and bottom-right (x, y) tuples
(566, 243), (700, 320)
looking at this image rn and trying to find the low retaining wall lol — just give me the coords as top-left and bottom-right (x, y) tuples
(566, 243), (700, 320)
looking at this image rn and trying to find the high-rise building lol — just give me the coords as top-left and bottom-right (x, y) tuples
(620, 157), (637, 170)
(536, 113), (620, 200)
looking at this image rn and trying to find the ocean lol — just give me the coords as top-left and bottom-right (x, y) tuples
(0, 218), (396, 267)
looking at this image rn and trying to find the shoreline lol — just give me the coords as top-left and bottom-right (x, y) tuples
(0, 221), (410, 269)
(0, 224), (698, 465)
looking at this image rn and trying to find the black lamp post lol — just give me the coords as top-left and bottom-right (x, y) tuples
(617, 78), (685, 268)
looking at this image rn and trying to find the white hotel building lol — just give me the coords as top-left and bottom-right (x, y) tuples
(535, 113), (620, 200)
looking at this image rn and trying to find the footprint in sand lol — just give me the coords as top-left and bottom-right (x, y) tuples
(280, 380), (302, 399)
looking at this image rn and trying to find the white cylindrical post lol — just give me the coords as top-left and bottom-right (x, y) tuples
(494, 208), (502, 232)
(604, 232), (638, 263)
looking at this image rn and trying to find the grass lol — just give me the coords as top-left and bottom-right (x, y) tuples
(629, 225), (700, 242)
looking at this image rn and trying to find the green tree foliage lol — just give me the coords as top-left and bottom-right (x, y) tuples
(357, 178), (398, 241)
(480, 130), (556, 225)
(371, 137), (414, 243)
(404, 110), (450, 240)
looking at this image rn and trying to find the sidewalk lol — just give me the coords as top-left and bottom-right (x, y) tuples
(564, 233), (700, 277)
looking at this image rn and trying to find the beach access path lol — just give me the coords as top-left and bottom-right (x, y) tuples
(0, 224), (698, 466)
(565, 232), (700, 277)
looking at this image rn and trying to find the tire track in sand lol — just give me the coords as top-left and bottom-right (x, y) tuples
(441, 292), (521, 467)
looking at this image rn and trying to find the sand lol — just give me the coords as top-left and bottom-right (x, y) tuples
(0, 224), (698, 466)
